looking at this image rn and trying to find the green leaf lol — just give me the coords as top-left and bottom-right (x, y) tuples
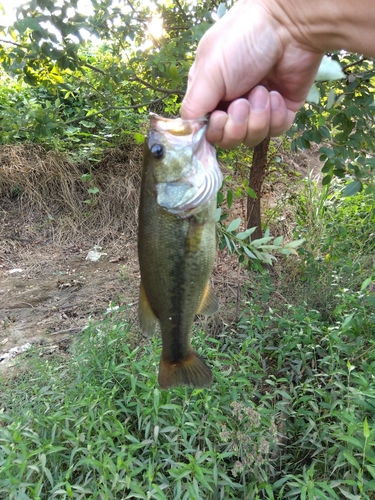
(251, 236), (273, 247)
(338, 436), (363, 449)
(284, 239), (305, 249)
(22, 17), (45, 33)
(243, 246), (256, 259)
(337, 489), (361, 500)
(227, 217), (241, 233)
(81, 174), (92, 182)
(236, 227), (256, 240)
(87, 187), (99, 195)
(133, 133), (145, 144)
(322, 175), (332, 186)
(169, 64), (178, 79)
(245, 187), (257, 198)
(217, 3), (226, 19)
(364, 417), (371, 439)
(223, 234), (233, 252)
(279, 248), (297, 255)
(215, 207), (222, 223)
(341, 312), (354, 330)
(273, 235), (283, 246)
(326, 88), (336, 109)
(361, 277), (373, 291)
(343, 180), (362, 197)
(342, 451), (360, 470)
(79, 120), (96, 128)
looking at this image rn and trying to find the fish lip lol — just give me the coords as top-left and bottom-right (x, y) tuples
(149, 113), (209, 136)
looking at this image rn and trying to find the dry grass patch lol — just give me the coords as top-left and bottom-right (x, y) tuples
(0, 142), (142, 244)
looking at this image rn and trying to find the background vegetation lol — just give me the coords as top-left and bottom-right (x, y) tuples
(0, 1), (374, 499)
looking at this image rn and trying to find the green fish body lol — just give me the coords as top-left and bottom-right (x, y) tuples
(138, 114), (222, 389)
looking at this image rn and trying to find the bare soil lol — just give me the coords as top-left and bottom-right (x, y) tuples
(0, 233), (139, 371)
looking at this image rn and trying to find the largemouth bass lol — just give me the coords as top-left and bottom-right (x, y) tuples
(138, 113), (222, 389)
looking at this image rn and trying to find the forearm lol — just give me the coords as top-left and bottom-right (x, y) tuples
(271, 0), (375, 56)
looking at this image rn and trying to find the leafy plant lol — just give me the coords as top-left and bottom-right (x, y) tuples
(81, 172), (99, 207)
(289, 53), (375, 198)
(216, 208), (305, 266)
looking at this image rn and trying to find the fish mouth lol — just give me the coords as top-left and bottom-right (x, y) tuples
(150, 114), (223, 214)
(149, 113), (208, 137)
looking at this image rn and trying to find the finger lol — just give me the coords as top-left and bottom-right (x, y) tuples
(206, 102), (251, 147)
(269, 91), (296, 136)
(205, 110), (228, 144)
(208, 87), (272, 149)
(182, 56), (224, 120)
(222, 99), (252, 149)
(242, 86), (271, 147)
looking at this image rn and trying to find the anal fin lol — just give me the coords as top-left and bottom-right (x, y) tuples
(197, 284), (219, 316)
(138, 282), (158, 337)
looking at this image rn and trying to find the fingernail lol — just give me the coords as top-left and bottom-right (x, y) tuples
(249, 86), (268, 111)
(209, 111), (227, 132)
(231, 99), (249, 124)
(270, 91), (281, 112)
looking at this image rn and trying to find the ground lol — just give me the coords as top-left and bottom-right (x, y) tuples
(0, 235), (140, 371)
(0, 143), (320, 373)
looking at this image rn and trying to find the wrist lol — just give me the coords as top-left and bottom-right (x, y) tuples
(270, 0), (375, 56)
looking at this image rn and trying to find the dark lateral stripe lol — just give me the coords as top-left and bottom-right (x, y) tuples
(168, 257), (186, 363)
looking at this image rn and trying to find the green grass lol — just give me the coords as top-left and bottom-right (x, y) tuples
(1, 179), (375, 499)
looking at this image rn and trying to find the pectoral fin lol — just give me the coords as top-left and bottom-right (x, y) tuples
(197, 284), (219, 316)
(138, 282), (158, 337)
(184, 216), (204, 254)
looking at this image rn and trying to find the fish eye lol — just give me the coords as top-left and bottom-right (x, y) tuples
(150, 143), (165, 160)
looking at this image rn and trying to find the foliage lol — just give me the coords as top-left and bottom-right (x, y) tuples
(0, 0), (227, 151)
(216, 207), (304, 267)
(81, 172), (100, 207)
(215, 139), (306, 267)
(286, 174), (375, 321)
(289, 53), (375, 199)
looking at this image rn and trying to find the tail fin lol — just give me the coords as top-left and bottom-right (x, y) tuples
(158, 351), (212, 389)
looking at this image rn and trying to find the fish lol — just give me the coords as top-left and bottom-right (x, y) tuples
(137, 113), (222, 389)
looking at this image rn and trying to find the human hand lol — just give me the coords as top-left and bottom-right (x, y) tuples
(181, 0), (324, 148)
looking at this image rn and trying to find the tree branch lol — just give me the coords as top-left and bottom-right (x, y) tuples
(174, 0), (190, 24)
(129, 74), (184, 95)
(342, 57), (368, 71)
(0, 38), (25, 48)
(81, 61), (108, 76)
(65, 93), (177, 125)
(125, 0), (161, 48)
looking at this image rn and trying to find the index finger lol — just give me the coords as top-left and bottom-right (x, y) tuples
(181, 61), (225, 120)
